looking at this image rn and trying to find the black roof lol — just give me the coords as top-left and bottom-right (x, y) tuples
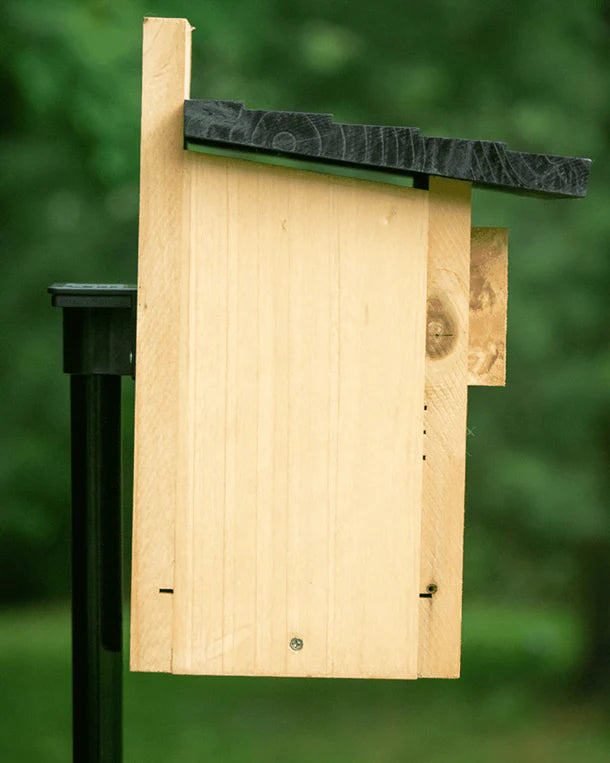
(184, 99), (590, 198)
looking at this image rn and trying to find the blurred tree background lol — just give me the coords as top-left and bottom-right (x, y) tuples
(1, 0), (609, 760)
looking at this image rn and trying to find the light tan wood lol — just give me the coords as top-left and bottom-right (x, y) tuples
(131, 17), (480, 681)
(132, 15), (430, 680)
(167, 159), (429, 678)
(130, 17), (193, 672)
(468, 227), (508, 386)
(418, 176), (472, 678)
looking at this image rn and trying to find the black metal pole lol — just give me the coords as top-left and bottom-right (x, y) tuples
(49, 283), (136, 763)
(71, 374), (122, 762)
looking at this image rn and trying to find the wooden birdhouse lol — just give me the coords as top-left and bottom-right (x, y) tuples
(130, 18), (590, 680)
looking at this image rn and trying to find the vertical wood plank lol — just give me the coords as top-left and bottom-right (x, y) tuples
(468, 227), (508, 386)
(130, 17), (193, 672)
(284, 176), (333, 676)
(330, 181), (428, 679)
(418, 176), (472, 678)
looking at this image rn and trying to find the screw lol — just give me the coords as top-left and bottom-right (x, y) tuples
(426, 584), (438, 594)
(289, 637), (303, 651)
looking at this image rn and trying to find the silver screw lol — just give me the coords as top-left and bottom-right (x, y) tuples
(289, 637), (303, 651)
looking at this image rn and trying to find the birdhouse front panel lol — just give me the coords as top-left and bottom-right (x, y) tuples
(170, 156), (429, 679)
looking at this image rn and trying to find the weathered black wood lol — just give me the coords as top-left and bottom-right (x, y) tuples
(184, 99), (591, 198)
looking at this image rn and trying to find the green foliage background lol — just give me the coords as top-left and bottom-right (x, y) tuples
(1, 0), (609, 758)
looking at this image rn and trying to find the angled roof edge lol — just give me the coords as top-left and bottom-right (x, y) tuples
(183, 99), (591, 198)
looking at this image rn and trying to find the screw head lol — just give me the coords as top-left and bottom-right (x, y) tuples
(426, 583), (438, 594)
(289, 637), (303, 651)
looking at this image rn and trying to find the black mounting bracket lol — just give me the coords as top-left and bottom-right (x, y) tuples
(49, 283), (137, 377)
(49, 282), (137, 763)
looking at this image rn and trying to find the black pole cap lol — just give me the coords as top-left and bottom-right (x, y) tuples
(48, 283), (137, 377)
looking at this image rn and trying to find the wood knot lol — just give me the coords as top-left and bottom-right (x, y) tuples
(426, 297), (457, 359)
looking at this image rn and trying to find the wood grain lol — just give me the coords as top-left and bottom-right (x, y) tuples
(468, 227), (508, 386)
(184, 99), (591, 198)
(168, 158), (429, 679)
(132, 18), (486, 680)
(419, 176), (472, 678)
(130, 17), (193, 672)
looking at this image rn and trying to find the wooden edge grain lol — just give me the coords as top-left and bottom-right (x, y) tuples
(418, 177), (471, 678)
(130, 17), (193, 673)
(468, 227), (508, 386)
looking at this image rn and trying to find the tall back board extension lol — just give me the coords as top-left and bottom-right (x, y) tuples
(131, 18), (591, 680)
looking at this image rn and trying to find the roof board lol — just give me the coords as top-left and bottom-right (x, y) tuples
(184, 99), (591, 198)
